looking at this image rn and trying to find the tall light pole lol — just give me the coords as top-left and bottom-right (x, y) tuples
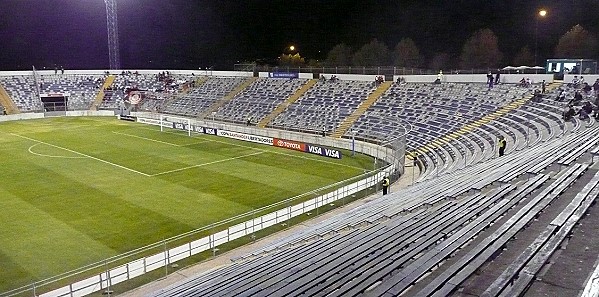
(534, 9), (547, 66)
(104, 0), (121, 70)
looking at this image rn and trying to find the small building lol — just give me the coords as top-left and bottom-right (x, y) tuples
(545, 59), (597, 79)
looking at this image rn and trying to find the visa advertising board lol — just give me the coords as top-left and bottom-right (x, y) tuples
(171, 122), (217, 135)
(161, 118), (341, 159)
(273, 138), (341, 159)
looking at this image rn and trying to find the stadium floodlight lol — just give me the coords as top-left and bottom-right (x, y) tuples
(534, 8), (548, 66)
(104, 0), (121, 70)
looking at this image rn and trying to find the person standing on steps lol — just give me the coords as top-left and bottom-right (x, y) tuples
(498, 136), (507, 157)
(382, 176), (390, 195)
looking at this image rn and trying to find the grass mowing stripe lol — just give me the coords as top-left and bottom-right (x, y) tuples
(0, 117), (373, 292)
(0, 189), (117, 280)
(111, 130), (181, 146)
(151, 151), (265, 176)
(0, 250), (32, 292)
(9, 132), (152, 177)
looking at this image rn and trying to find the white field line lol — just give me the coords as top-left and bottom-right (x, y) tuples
(113, 131), (211, 147)
(28, 143), (87, 159)
(11, 133), (152, 177)
(147, 127), (369, 171)
(151, 151), (265, 176)
(178, 140), (211, 146)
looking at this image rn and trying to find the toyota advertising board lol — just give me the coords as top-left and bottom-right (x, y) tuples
(273, 138), (305, 152)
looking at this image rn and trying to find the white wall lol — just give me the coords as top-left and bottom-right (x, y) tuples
(395, 74), (554, 84)
(564, 74), (599, 83)
(0, 113), (44, 122)
(0, 70), (253, 77)
(320, 73), (383, 82)
(298, 73), (314, 79)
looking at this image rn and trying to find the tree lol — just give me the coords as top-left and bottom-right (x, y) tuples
(325, 43), (352, 66)
(352, 39), (390, 66)
(392, 38), (422, 68)
(307, 58), (322, 67)
(513, 46), (533, 66)
(428, 53), (451, 71)
(554, 24), (598, 59)
(279, 53), (305, 67)
(459, 28), (503, 69)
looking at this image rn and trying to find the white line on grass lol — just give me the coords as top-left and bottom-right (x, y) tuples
(28, 143), (87, 159)
(178, 140), (211, 146)
(151, 151), (265, 176)
(113, 131), (211, 147)
(11, 133), (152, 177)
(143, 127), (369, 171)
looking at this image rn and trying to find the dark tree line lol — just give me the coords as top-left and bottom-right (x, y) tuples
(278, 25), (598, 69)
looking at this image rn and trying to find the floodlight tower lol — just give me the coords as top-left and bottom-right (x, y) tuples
(104, 0), (121, 70)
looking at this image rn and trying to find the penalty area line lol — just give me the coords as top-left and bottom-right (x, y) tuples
(113, 131), (210, 147)
(112, 131), (180, 146)
(151, 151), (265, 176)
(141, 126), (370, 171)
(11, 133), (152, 177)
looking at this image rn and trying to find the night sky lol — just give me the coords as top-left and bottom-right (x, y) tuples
(0, 0), (598, 70)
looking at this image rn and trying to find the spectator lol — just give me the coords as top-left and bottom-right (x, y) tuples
(574, 91), (583, 102)
(486, 72), (493, 84)
(495, 72), (500, 84)
(557, 89), (566, 102)
(519, 77), (527, 87)
(583, 101), (593, 114)
(498, 136), (506, 157)
(570, 75), (580, 87)
(541, 80), (546, 94)
(580, 108), (589, 120)
(437, 70), (444, 82)
(564, 105), (575, 121)
(382, 176), (390, 195)
(60, 66), (64, 75)
(533, 89), (542, 102)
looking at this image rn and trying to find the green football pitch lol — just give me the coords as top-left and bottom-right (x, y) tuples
(0, 116), (374, 292)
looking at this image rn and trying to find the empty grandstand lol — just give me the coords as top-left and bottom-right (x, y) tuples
(1, 70), (599, 297)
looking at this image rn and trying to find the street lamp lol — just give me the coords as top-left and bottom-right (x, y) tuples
(289, 45), (296, 52)
(535, 9), (548, 66)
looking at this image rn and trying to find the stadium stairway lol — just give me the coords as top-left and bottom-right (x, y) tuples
(0, 83), (20, 114)
(332, 81), (393, 138)
(90, 75), (115, 110)
(413, 82), (565, 181)
(258, 79), (318, 128)
(199, 77), (257, 118)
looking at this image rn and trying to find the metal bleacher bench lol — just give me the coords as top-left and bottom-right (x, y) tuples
(591, 145), (599, 163)
(408, 164), (587, 297)
(482, 171), (599, 297)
